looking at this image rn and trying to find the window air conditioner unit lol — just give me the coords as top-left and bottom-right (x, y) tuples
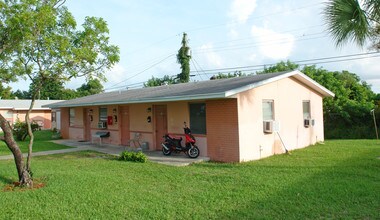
(263, 120), (273, 133)
(98, 121), (107, 129)
(304, 119), (315, 128)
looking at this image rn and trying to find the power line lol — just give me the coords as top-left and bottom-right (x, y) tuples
(194, 24), (324, 47)
(189, 52), (380, 73)
(193, 34), (328, 54)
(121, 3), (323, 57)
(190, 59), (203, 81)
(110, 52), (380, 91)
(183, 2), (322, 34)
(105, 54), (175, 90)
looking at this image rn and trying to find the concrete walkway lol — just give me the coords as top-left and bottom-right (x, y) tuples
(0, 139), (210, 166)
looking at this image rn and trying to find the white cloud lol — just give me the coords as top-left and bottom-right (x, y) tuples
(251, 25), (295, 59)
(229, 0), (257, 24)
(228, 28), (239, 39)
(106, 63), (126, 83)
(199, 44), (223, 67)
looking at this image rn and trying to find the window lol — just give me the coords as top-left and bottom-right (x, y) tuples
(99, 107), (108, 122)
(69, 108), (75, 126)
(262, 100), (274, 121)
(303, 101), (311, 119)
(189, 103), (206, 134)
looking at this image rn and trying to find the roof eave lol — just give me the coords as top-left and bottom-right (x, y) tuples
(46, 92), (228, 108)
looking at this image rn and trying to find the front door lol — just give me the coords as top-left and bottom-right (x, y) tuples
(83, 108), (91, 141)
(120, 106), (130, 146)
(154, 105), (167, 150)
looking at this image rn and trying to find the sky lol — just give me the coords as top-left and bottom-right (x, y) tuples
(9, 0), (380, 93)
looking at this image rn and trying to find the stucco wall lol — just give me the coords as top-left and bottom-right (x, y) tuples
(167, 102), (190, 134)
(206, 99), (239, 162)
(0, 109), (53, 130)
(0, 109), (14, 124)
(129, 104), (153, 132)
(237, 77), (325, 161)
(60, 108), (69, 138)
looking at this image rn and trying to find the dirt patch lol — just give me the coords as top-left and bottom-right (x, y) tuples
(2, 178), (46, 192)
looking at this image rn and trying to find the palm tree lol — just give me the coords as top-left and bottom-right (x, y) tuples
(323, 0), (380, 49)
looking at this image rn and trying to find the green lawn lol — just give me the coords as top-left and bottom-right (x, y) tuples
(0, 130), (72, 156)
(0, 140), (379, 219)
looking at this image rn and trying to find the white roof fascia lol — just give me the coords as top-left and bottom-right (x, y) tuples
(13, 108), (51, 110)
(225, 70), (335, 97)
(225, 71), (298, 97)
(291, 70), (335, 97)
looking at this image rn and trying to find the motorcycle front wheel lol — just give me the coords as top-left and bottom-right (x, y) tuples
(162, 144), (172, 156)
(187, 145), (200, 158)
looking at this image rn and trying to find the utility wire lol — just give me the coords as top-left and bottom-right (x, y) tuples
(189, 52), (380, 73)
(108, 52), (380, 91)
(194, 34), (328, 54)
(105, 54), (175, 90)
(196, 24), (324, 47)
(192, 57), (212, 78)
(183, 2), (322, 34)
(190, 59), (204, 81)
(121, 3), (322, 57)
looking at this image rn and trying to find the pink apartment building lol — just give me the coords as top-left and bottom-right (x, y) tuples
(47, 71), (334, 162)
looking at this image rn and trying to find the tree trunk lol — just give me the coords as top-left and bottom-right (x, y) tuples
(25, 98), (36, 172)
(0, 114), (33, 187)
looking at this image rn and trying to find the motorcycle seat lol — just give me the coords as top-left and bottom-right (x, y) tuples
(168, 134), (182, 141)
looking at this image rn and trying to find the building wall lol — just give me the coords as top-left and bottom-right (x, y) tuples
(237, 77), (325, 161)
(60, 108), (69, 139)
(167, 102), (189, 134)
(166, 101), (207, 156)
(0, 109), (13, 124)
(0, 109), (53, 130)
(70, 107), (84, 140)
(63, 102), (207, 155)
(206, 99), (239, 162)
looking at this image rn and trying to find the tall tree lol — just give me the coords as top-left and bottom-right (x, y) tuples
(210, 71), (246, 80)
(29, 77), (66, 100)
(257, 60), (299, 74)
(76, 78), (104, 97)
(323, 0), (380, 48)
(0, 83), (12, 99)
(0, 0), (119, 187)
(144, 75), (176, 87)
(12, 89), (31, 99)
(177, 33), (191, 83)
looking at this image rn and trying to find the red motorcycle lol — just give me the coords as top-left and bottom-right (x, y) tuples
(161, 122), (200, 158)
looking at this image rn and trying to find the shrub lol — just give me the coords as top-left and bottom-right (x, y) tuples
(119, 151), (147, 163)
(13, 120), (40, 141)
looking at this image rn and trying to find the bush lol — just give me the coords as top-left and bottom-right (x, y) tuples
(13, 120), (40, 141)
(119, 151), (147, 163)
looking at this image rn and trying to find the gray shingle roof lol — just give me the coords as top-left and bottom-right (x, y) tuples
(46, 70), (334, 108)
(0, 99), (65, 110)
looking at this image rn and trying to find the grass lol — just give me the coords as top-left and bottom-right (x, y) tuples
(0, 140), (379, 219)
(0, 130), (72, 156)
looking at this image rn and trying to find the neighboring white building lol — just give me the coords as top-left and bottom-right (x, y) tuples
(0, 99), (65, 130)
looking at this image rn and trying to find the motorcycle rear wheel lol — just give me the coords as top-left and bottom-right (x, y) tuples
(187, 145), (200, 158)
(162, 145), (172, 156)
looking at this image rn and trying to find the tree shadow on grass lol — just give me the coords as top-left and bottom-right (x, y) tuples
(0, 175), (14, 184)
